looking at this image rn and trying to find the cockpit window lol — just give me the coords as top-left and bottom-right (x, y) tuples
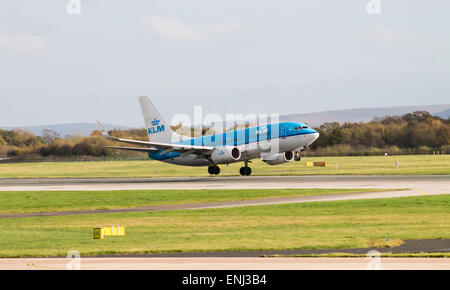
(294, 125), (309, 130)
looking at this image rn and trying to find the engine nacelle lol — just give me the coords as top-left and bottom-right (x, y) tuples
(210, 147), (241, 164)
(261, 151), (294, 165)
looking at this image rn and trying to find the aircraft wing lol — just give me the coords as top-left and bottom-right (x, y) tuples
(97, 121), (214, 155)
(104, 146), (160, 153)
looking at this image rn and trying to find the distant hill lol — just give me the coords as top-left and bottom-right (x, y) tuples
(281, 104), (450, 127)
(2, 104), (449, 136)
(1, 123), (131, 137)
(434, 109), (450, 119)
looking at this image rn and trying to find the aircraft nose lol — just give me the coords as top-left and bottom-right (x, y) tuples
(312, 131), (319, 141)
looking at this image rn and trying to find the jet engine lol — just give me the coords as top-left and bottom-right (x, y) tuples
(261, 151), (294, 165)
(210, 147), (241, 164)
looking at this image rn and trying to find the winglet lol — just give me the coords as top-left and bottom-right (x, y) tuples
(96, 121), (114, 140)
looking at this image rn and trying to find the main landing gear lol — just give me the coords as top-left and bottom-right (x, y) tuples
(239, 161), (252, 176)
(208, 162), (252, 176)
(208, 165), (220, 175)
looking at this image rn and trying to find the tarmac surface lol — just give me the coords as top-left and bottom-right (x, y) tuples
(1, 257), (449, 270)
(92, 239), (450, 257)
(0, 175), (449, 192)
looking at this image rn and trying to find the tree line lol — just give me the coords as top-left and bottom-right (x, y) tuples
(0, 111), (449, 160)
(0, 128), (149, 161)
(309, 111), (449, 156)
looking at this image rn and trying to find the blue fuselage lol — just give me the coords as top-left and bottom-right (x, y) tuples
(148, 122), (317, 162)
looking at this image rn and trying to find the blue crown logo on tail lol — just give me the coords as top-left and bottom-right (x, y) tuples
(149, 118), (165, 134)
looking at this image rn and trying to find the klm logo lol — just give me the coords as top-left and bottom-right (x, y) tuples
(148, 118), (165, 134)
(257, 126), (267, 134)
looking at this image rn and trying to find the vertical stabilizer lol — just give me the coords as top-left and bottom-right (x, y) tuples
(139, 96), (173, 143)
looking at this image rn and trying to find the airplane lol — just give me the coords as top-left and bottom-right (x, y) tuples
(97, 96), (319, 176)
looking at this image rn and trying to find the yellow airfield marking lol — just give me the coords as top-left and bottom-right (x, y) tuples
(27, 260), (59, 270)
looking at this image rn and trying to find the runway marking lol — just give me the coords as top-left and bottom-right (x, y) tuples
(27, 259), (67, 270)
(27, 260), (46, 269)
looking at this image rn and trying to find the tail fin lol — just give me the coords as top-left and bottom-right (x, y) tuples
(139, 96), (174, 143)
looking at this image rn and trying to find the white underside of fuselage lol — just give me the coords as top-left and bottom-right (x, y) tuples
(161, 133), (318, 167)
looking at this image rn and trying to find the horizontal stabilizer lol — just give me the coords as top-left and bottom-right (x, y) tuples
(96, 121), (114, 140)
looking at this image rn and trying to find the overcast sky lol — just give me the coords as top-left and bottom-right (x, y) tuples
(0, 0), (449, 127)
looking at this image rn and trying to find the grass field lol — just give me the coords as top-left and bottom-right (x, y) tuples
(0, 188), (391, 214)
(0, 194), (448, 257)
(0, 155), (449, 178)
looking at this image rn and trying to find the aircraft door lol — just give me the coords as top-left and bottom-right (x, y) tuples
(281, 124), (287, 139)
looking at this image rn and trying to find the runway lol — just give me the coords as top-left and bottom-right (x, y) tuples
(0, 175), (449, 193)
(1, 257), (449, 270)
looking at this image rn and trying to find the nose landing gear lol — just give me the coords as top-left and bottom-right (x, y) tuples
(208, 165), (221, 175)
(294, 146), (305, 161)
(239, 161), (252, 176)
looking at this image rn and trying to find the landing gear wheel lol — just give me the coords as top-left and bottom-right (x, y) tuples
(208, 165), (220, 175)
(239, 160), (252, 176)
(294, 152), (301, 161)
(239, 166), (252, 176)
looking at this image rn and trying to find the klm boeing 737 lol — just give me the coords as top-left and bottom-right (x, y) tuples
(97, 96), (319, 176)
